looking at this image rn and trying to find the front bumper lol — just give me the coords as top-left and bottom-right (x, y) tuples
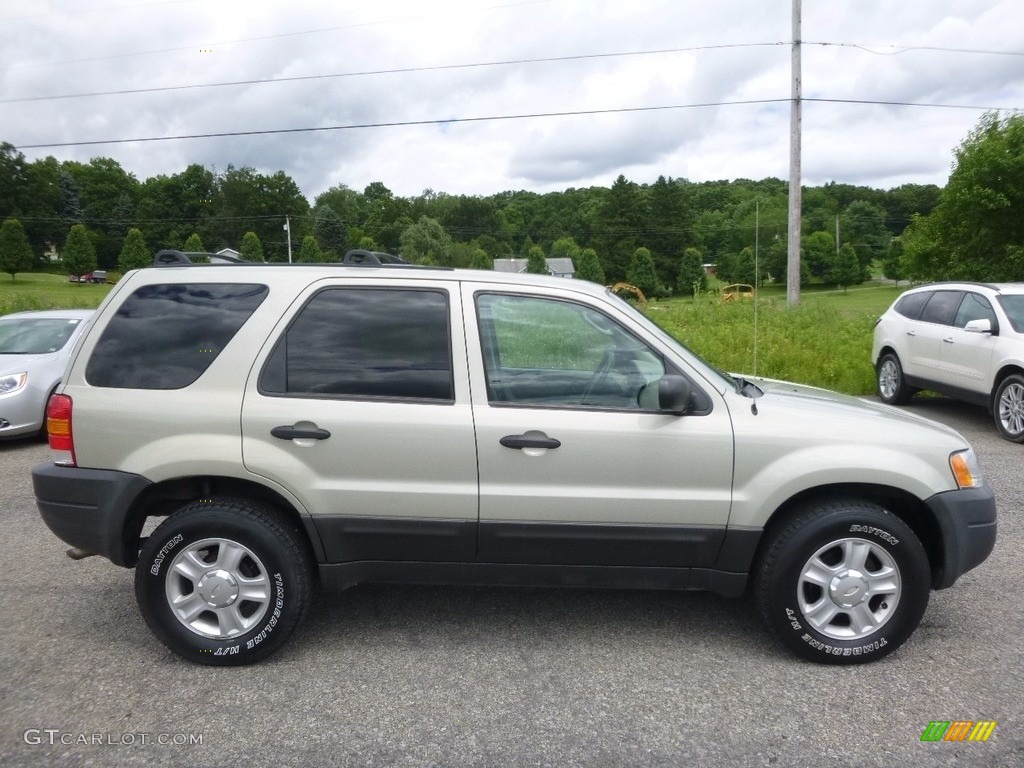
(33, 463), (152, 567)
(926, 484), (997, 589)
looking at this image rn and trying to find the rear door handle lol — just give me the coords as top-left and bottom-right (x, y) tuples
(943, 337), (954, 343)
(500, 434), (561, 450)
(272, 425), (331, 440)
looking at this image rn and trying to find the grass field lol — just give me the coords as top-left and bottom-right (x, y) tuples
(1, 272), (901, 396)
(0, 272), (113, 314)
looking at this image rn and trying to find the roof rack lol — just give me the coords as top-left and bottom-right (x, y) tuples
(341, 249), (409, 266)
(152, 250), (250, 265)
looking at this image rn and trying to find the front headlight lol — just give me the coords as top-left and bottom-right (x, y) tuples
(0, 372), (28, 395)
(950, 449), (984, 489)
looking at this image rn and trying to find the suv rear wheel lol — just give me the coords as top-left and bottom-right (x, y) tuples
(876, 352), (914, 405)
(135, 498), (312, 666)
(994, 373), (1024, 443)
(754, 500), (930, 664)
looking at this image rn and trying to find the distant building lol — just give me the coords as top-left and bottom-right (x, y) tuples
(217, 248), (242, 260)
(492, 258), (575, 278)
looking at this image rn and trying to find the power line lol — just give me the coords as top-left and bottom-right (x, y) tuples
(14, 96), (1019, 152)
(805, 40), (1024, 58)
(13, 99), (793, 150)
(0, 45), (783, 104)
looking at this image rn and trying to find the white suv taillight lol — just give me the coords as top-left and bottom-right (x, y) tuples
(46, 394), (76, 466)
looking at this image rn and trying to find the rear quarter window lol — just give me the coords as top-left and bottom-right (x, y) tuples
(85, 283), (269, 389)
(894, 291), (930, 320)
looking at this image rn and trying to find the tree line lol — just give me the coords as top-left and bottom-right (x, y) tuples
(3, 112), (1021, 289)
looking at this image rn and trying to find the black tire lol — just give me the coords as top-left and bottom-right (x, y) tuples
(135, 498), (312, 666)
(876, 352), (913, 405)
(754, 500), (930, 664)
(993, 373), (1024, 443)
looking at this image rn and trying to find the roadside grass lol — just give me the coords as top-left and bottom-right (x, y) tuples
(0, 272), (113, 314)
(645, 283), (903, 396)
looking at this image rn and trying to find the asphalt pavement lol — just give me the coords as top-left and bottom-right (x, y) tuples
(1, 397), (1021, 767)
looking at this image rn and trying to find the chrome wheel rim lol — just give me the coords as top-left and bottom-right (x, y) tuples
(878, 359), (899, 400)
(165, 538), (271, 639)
(797, 537), (901, 641)
(998, 381), (1024, 438)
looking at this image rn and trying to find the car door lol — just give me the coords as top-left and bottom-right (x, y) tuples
(940, 291), (998, 395)
(241, 279), (479, 564)
(908, 290), (965, 385)
(462, 284), (734, 569)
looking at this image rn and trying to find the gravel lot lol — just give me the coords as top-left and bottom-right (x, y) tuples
(1, 397), (1021, 767)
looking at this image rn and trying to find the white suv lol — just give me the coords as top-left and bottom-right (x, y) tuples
(33, 256), (996, 666)
(872, 282), (1024, 442)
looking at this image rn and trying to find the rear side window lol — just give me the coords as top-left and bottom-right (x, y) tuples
(86, 283), (268, 389)
(919, 290), (965, 325)
(260, 288), (453, 402)
(894, 291), (930, 320)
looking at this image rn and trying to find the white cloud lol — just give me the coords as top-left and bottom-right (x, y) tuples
(1, 0), (1022, 199)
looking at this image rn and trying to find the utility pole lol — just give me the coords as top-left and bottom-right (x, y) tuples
(787, 0), (802, 307)
(284, 216), (293, 263)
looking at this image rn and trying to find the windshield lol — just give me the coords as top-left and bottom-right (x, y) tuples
(998, 295), (1024, 334)
(603, 290), (736, 391)
(0, 317), (83, 354)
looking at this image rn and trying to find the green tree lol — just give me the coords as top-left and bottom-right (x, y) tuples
(239, 231), (263, 262)
(468, 248), (492, 270)
(183, 232), (205, 252)
(929, 111), (1024, 280)
(549, 236), (581, 266)
(803, 230), (836, 281)
(626, 247), (660, 296)
(0, 218), (34, 280)
(575, 247), (605, 284)
(840, 200), (890, 279)
(676, 247), (706, 296)
(62, 224), (97, 278)
(298, 235), (323, 263)
(313, 204), (347, 254)
(526, 245), (547, 274)
(828, 243), (862, 292)
(400, 216), (453, 265)
(118, 228), (149, 272)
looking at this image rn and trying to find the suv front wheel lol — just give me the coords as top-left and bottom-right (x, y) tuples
(754, 500), (930, 664)
(994, 373), (1024, 443)
(135, 498), (313, 666)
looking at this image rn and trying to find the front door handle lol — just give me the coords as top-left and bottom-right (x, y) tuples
(500, 434), (561, 450)
(272, 425), (331, 440)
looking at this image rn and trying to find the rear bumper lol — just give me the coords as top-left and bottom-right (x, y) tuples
(33, 463), (152, 567)
(926, 484), (997, 589)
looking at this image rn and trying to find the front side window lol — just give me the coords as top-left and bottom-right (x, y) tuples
(476, 293), (664, 410)
(86, 283), (268, 389)
(260, 288), (453, 402)
(954, 292), (997, 329)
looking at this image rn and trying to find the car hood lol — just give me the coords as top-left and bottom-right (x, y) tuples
(0, 352), (59, 373)
(747, 376), (965, 441)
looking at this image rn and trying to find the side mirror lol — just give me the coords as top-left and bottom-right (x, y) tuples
(963, 318), (994, 335)
(659, 374), (692, 415)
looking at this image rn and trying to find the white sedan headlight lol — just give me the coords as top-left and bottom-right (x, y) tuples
(0, 372), (28, 395)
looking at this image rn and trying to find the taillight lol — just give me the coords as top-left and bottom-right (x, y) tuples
(46, 394), (76, 466)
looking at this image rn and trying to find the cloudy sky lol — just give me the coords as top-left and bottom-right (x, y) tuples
(2, 0), (1023, 200)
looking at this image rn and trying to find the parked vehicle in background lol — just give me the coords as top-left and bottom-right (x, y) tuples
(33, 254), (995, 666)
(68, 271), (107, 284)
(872, 282), (1024, 442)
(0, 309), (93, 439)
